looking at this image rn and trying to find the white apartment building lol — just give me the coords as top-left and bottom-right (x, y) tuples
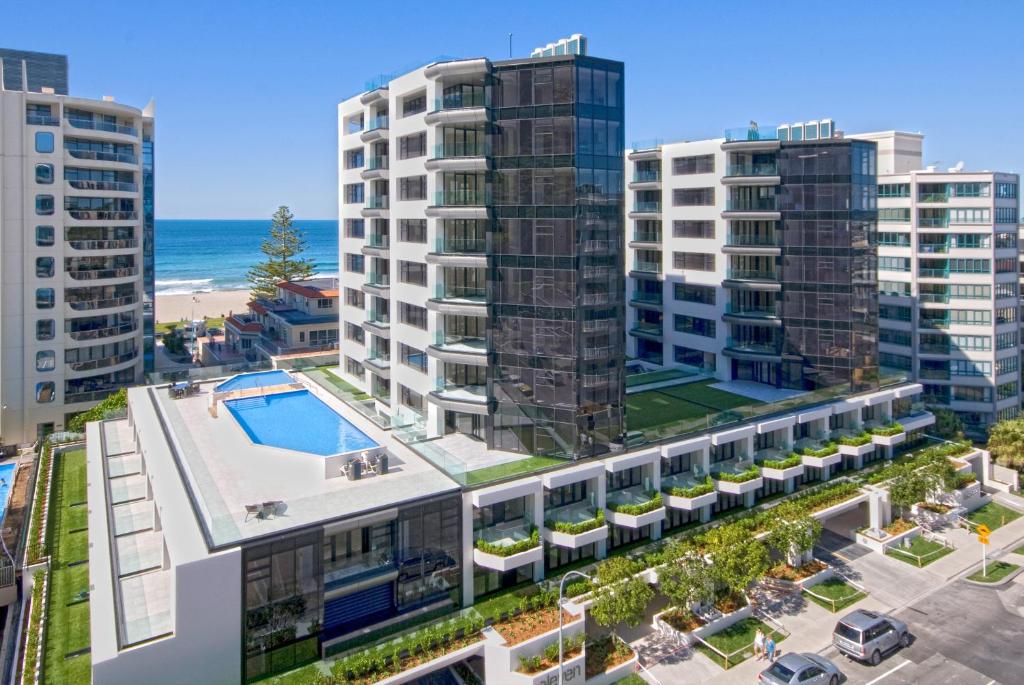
(0, 49), (154, 446)
(855, 131), (1021, 436)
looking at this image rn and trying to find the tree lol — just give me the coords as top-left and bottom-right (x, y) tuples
(658, 555), (715, 612)
(590, 575), (653, 638)
(766, 514), (822, 567)
(888, 464), (926, 519)
(987, 416), (1024, 471)
(247, 206), (317, 300)
(703, 523), (770, 596)
(931, 408), (964, 441)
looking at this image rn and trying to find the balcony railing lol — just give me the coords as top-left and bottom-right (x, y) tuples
(918, 193), (949, 203)
(919, 344), (951, 354)
(65, 388), (122, 404)
(919, 317), (951, 329)
(726, 338), (782, 355)
(630, 291), (663, 305)
(726, 197), (778, 212)
(918, 217), (948, 228)
(724, 125), (780, 142)
(433, 189), (488, 206)
(366, 155), (389, 170)
(727, 268), (777, 280)
(67, 322), (138, 341)
(366, 115), (389, 132)
(432, 92), (487, 111)
(632, 260), (661, 274)
(66, 118), (138, 136)
(582, 373), (613, 387)
(67, 179), (138, 193)
(67, 350), (138, 372)
(366, 195), (389, 209)
(632, 231), (662, 243)
(67, 210), (138, 221)
(582, 292), (612, 305)
(725, 162), (778, 177)
(583, 345), (615, 360)
(66, 149), (137, 164)
(67, 294), (138, 311)
(366, 272), (390, 287)
(725, 303), (780, 318)
(918, 293), (949, 303)
(918, 268), (950, 278)
(726, 233), (780, 247)
(67, 267), (139, 281)
(432, 142), (487, 159)
(67, 239), (138, 251)
(632, 170), (661, 183)
(583, 239), (614, 253)
(630, 321), (662, 336)
(366, 234), (390, 248)
(918, 243), (948, 254)
(27, 114), (60, 126)
(434, 237), (486, 253)
(919, 368), (950, 380)
(366, 312), (390, 325)
(434, 285), (485, 301)
(632, 201), (661, 213)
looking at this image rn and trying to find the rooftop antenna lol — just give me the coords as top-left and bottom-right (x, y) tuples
(508, 33), (513, 58)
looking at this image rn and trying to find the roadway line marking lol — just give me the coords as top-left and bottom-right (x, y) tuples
(864, 659), (911, 685)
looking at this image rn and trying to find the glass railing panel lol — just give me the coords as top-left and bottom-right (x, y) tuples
(724, 125), (780, 142)
(725, 162), (778, 176)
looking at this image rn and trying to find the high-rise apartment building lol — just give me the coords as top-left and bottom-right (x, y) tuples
(626, 120), (880, 394)
(0, 49), (154, 446)
(338, 53), (625, 460)
(854, 131), (1021, 436)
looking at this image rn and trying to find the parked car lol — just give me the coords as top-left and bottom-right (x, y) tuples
(759, 653), (842, 685)
(832, 609), (910, 665)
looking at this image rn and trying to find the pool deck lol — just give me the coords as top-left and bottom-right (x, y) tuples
(126, 378), (459, 549)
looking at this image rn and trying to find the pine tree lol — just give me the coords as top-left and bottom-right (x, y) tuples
(247, 206), (317, 300)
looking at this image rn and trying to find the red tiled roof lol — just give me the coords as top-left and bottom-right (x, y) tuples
(226, 315), (262, 333)
(276, 280), (340, 299)
(249, 301), (269, 315)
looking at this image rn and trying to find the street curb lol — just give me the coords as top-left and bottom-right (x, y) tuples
(961, 564), (1024, 588)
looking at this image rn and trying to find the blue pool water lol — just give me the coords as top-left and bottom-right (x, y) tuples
(0, 463), (15, 524)
(225, 390), (378, 456)
(215, 370), (294, 392)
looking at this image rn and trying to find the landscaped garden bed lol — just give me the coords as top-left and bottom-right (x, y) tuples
(607, 492), (662, 516)
(517, 633), (584, 673)
(798, 442), (839, 458)
(884, 518), (917, 535)
(475, 527), (540, 556)
(967, 502), (1022, 531)
(765, 559), (832, 588)
(545, 509), (604, 535)
(802, 578), (866, 613)
(694, 617), (786, 669)
(837, 432), (872, 447)
(967, 561), (1020, 584)
(658, 608), (704, 633)
(885, 535), (953, 567)
(759, 455), (803, 470)
(868, 422), (904, 437)
(662, 477), (715, 499)
(491, 604), (579, 646)
(712, 467), (761, 483)
(584, 635), (635, 679)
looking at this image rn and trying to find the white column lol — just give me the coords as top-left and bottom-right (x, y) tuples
(531, 492), (544, 582)
(461, 494), (475, 607)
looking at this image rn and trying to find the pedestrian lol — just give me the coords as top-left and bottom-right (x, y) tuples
(754, 627), (765, 660)
(765, 635), (776, 663)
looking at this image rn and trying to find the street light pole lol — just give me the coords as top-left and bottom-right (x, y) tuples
(558, 569), (592, 685)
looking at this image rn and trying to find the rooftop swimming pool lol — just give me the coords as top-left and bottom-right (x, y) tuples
(0, 463), (15, 524)
(225, 390), (378, 456)
(215, 370), (294, 393)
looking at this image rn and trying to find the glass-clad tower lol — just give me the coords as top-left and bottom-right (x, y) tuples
(487, 55), (626, 458)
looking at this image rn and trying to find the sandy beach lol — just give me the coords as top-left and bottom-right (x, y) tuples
(156, 289), (251, 323)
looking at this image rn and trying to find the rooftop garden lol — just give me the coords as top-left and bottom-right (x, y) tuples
(475, 526), (539, 556)
(624, 380), (759, 437)
(662, 476), (715, 499)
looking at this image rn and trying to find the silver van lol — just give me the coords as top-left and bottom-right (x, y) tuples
(832, 610), (910, 665)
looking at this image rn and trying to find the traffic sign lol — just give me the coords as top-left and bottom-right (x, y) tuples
(978, 534), (990, 545)
(976, 524), (991, 536)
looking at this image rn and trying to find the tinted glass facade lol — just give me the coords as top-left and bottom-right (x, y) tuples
(778, 140), (879, 391)
(487, 55), (625, 458)
(0, 48), (68, 94)
(142, 126), (156, 372)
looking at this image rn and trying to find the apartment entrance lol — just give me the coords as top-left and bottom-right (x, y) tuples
(445, 411), (485, 441)
(732, 359), (778, 386)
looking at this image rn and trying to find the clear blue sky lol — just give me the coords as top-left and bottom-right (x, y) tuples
(9, 0), (1023, 219)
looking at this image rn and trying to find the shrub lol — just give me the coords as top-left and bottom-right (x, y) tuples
(607, 492), (662, 516)
(545, 508), (605, 534)
(67, 388), (127, 432)
(956, 472), (977, 489)
(712, 466), (761, 483)
(662, 476), (715, 499)
(837, 431), (872, 446)
(869, 422), (905, 437)
(475, 526), (540, 556)
(799, 442), (839, 458)
(760, 454), (803, 470)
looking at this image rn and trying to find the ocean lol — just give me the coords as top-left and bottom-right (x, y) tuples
(155, 219), (339, 295)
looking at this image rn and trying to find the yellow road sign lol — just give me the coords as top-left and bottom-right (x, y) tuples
(979, 534), (990, 545)
(976, 524), (991, 537)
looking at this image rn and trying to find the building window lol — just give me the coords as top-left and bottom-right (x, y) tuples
(995, 182), (1017, 199)
(399, 384), (425, 411)
(344, 322), (364, 344)
(36, 319), (55, 341)
(950, 359), (991, 377)
(35, 257), (54, 278)
(878, 281), (910, 296)
(402, 92), (427, 117)
(399, 343), (427, 373)
(672, 220), (714, 239)
(398, 175), (427, 201)
(399, 302), (427, 330)
(399, 219), (427, 243)
(953, 386), (991, 403)
(35, 225), (55, 247)
(879, 328), (912, 346)
(35, 350), (55, 372)
(344, 219), (365, 238)
(948, 208), (991, 224)
(35, 195), (54, 215)
(877, 183), (909, 198)
(878, 208), (911, 222)
(878, 256), (910, 272)
(879, 352), (912, 370)
(673, 345), (716, 371)
(995, 207), (1019, 224)
(951, 182), (990, 198)
(345, 287), (364, 308)
(996, 332), (1017, 350)
(343, 183), (364, 204)
(997, 356), (1018, 375)
(35, 131), (54, 153)
(672, 252), (715, 271)
(672, 155), (714, 175)
(399, 261), (427, 286)
(344, 148), (364, 169)
(36, 382), (55, 403)
(672, 187), (715, 206)
(36, 288), (55, 309)
(316, 298), (332, 309)
(673, 314), (716, 338)
(345, 355), (363, 377)
(35, 163), (54, 184)
(879, 304), (912, 321)
(344, 253), (364, 274)
(673, 283), (715, 305)
(398, 132), (427, 159)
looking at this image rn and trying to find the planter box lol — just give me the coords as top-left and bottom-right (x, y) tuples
(473, 544), (544, 573)
(483, 615), (585, 684)
(605, 506), (666, 529)
(713, 475), (763, 495)
(663, 489), (717, 511)
(759, 463), (805, 481)
(870, 432), (906, 448)
(375, 641), (485, 685)
(587, 654), (639, 685)
(769, 562), (834, 591)
(543, 524), (608, 549)
(856, 524), (921, 554)
(692, 603), (753, 640)
(900, 412), (935, 432)
(910, 503), (958, 526)
(652, 608), (698, 648)
(800, 451), (842, 469)
(838, 441), (874, 457)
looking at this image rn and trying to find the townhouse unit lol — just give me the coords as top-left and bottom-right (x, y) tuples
(218, 277), (340, 362)
(86, 367), (934, 683)
(337, 52), (626, 460)
(854, 131), (1021, 436)
(0, 48), (155, 446)
(625, 120), (879, 394)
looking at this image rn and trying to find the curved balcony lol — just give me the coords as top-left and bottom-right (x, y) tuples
(628, 169), (662, 191)
(628, 321), (663, 341)
(424, 93), (489, 126)
(65, 387), (124, 405)
(360, 87), (387, 106)
(66, 294), (139, 312)
(722, 162), (780, 185)
(361, 356), (391, 380)
(360, 115), (389, 143)
(67, 350), (139, 374)
(628, 201), (661, 220)
(424, 57), (489, 80)
(722, 197), (780, 221)
(360, 156), (389, 180)
(66, 267), (139, 282)
(65, 149), (138, 166)
(722, 234), (781, 256)
(361, 313), (390, 338)
(628, 231), (662, 250)
(27, 114), (60, 126)
(67, 321), (138, 342)
(722, 338), (782, 362)
(427, 336), (487, 365)
(361, 235), (390, 258)
(425, 237), (487, 267)
(426, 289), (487, 316)
(722, 303), (782, 326)
(427, 382), (489, 415)
(424, 142), (488, 172)
(67, 238), (139, 252)
(627, 140), (662, 162)
(361, 273), (390, 296)
(722, 268), (781, 291)
(360, 195), (389, 219)
(425, 190), (489, 219)
(65, 117), (138, 137)
(66, 210), (139, 222)
(66, 179), (138, 194)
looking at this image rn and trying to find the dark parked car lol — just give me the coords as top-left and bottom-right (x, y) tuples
(833, 609), (910, 665)
(759, 653), (842, 685)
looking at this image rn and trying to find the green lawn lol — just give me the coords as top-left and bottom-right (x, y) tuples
(695, 617), (786, 669)
(625, 368), (691, 388)
(43, 448), (91, 684)
(625, 380), (759, 434)
(305, 367), (371, 400)
(967, 502), (1022, 531)
(1014, 544), (1024, 556)
(803, 578), (867, 613)
(967, 561), (1019, 583)
(885, 536), (953, 567)
(464, 456), (567, 485)
(612, 676), (647, 685)
(156, 315), (226, 335)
